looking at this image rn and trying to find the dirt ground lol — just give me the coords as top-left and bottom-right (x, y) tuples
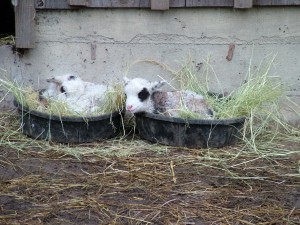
(0, 136), (300, 225)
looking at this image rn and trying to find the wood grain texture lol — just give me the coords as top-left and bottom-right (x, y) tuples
(68, 0), (88, 6)
(170, 0), (185, 7)
(35, 0), (70, 9)
(151, 0), (169, 10)
(15, 0), (35, 48)
(253, 0), (300, 5)
(234, 0), (253, 8)
(35, 0), (150, 8)
(35, 0), (300, 9)
(186, 0), (233, 7)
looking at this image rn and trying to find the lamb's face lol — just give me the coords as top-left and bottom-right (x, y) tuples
(123, 77), (166, 113)
(47, 74), (85, 97)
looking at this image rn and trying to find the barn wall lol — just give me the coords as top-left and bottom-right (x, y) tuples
(1, 7), (300, 123)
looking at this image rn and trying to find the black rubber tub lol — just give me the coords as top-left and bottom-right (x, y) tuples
(135, 112), (246, 148)
(14, 100), (121, 143)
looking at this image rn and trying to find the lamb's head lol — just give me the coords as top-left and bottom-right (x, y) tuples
(46, 74), (85, 97)
(123, 77), (166, 113)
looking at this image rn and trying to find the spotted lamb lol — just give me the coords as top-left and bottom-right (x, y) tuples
(41, 74), (108, 114)
(123, 77), (213, 118)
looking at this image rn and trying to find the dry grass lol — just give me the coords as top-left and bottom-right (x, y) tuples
(93, 83), (125, 116)
(126, 55), (286, 122)
(124, 56), (300, 154)
(0, 71), (125, 117)
(1, 57), (300, 224)
(0, 35), (15, 46)
(0, 111), (299, 224)
(175, 54), (285, 120)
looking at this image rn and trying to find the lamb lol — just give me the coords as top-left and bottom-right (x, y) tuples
(40, 74), (108, 114)
(123, 77), (213, 118)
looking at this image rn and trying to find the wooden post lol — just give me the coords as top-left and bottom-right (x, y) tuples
(151, 0), (169, 10)
(68, 0), (88, 6)
(234, 0), (253, 8)
(15, 0), (35, 48)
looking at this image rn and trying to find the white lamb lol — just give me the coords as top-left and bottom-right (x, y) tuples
(123, 77), (213, 118)
(41, 74), (108, 114)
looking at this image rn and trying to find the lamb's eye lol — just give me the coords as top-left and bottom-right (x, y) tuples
(60, 86), (66, 93)
(138, 88), (150, 102)
(68, 75), (75, 80)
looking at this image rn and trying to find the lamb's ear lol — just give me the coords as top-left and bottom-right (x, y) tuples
(123, 77), (130, 85)
(46, 77), (62, 85)
(46, 78), (54, 83)
(151, 80), (166, 91)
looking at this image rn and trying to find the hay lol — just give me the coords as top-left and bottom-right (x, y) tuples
(1, 56), (300, 223)
(0, 112), (299, 224)
(0, 70), (125, 117)
(0, 35), (15, 46)
(92, 83), (125, 116)
(125, 56), (286, 122)
(175, 54), (285, 120)
(123, 56), (300, 148)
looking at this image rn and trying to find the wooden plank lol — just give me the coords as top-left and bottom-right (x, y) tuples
(35, 0), (300, 9)
(253, 0), (300, 5)
(38, 0), (156, 9)
(186, 0), (300, 7)
(15, 0), (35, 48)
(151, 0), (169, 10)
(85, 0), (150, 8)
(253, 0), (271, 5)
(186, 0), (233, 7)
(68, 0), (88, 6)
(35, 0), (185, 9)
(170, 0), (186, 7)
(234, 0), (253, 8)
(35, 0), (71, 9)
(35, 0), (151, 8)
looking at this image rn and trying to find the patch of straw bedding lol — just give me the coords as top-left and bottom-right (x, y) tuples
(0, 35), (15, 46)
(0, 111), (299, 225)
(1, 54), (300, 223)
(0, 73), (125, 118)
